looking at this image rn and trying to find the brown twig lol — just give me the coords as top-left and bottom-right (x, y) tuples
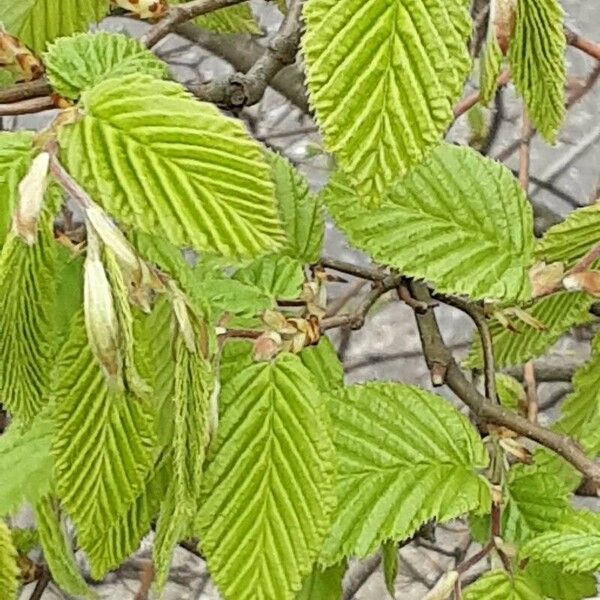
(319, 257), (387, 281)
(134, 560), (155, 600)
(0, 78), (51, 103)
(564, 27), (600, 62)
(452, 70), (511, 120)
(455, 542), (494, 576)
(523, 361), (539, 424)
(28, 569), (51, 600)
(0, 96), (55, 116)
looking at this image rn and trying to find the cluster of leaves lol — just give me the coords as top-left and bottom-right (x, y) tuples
(0, 1), (598, 599)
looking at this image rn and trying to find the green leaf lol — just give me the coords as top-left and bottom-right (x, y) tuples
(508, 0), (566, 143)
(0, 0), (110, 54)
(303, 0), (472, 199)
(270, 152), (324, 263)
(0, 132), (34, 247)
(59, 74), (283, 259)
(0, 190), (61, 423)
(196, 354), (336, 600)
(468, 292), (593, 368)
(195, 2), (260, 34)
(463, 570), (542, 600)
(153, 333), (213, 589)
(0, 414), (53, 517)
(556, 332), (600, 456)
(296, 562), (345, 600)
(219, 339), (254, 388)
(523, 561), (597, 600)
(521, 510), (600, 573)
(479, 24), (503, 106)
(324, 143), (535, 302)
(495, 374), (526, 413)
(502, 460), (569, 543)
(0, 520), (19, 600)
(299, 337), (343, 393)
(52, 314), (157, 579)
(44, 32), (168, 100)
(382, 541), (398, 597)
(35, 496), (94, 599)
(321, 383), (490, 564)
(536, 203), (600, 269)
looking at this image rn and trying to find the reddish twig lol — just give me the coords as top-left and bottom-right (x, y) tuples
(565, 27), (600, 62)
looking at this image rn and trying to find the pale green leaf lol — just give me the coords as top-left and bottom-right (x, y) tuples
(59, 74), (283, 259)
(0, 0), (110, 54)
(35, 496), (94, 599)
(463, 570), (542, 600)
(154, 334), (213, 590)
(479, 24), (503, 106)
(270, 152), (324, 263)
(468, 291), (593, 368)
(321, 383), (490, 564)
(303, 0), (472, 198)
(52, 313), (157, 579)
(536, 203), (600, 269)
(523, 561), (597, 600)
(555, 331), (600, 456)
(196, 354), (336, 600)
(44, 32), (168, 99)
(0, 520), (19, 600)
(299, 337), (343, 392)
(275, 0), (287, 14)
(508, 0), (566, 143)
(218, 339), (254, 387)
(382, 541), (398, 597)
(323, 143), (535, 302)
(296, 562), (345, 600)
(495, 374), (526, 413)
(195, 2), (260, 34)
(0, 132), (34, 247)
(0, 189), (62, 423)
(521, 510), (600, 573)
(0, 414), (53, 517)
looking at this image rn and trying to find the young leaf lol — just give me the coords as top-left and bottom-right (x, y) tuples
(323, 143), (535, 302)
(521, 510), (600, 573)
(462, 570), (542, 599)
(52, 314), (157, 579)
(0, 190), (61, 422)
(523, 561), (597, 600)
(270, 152), (324, 263)
(0, 0), (110, 54)
(468, 291), (593, 368)
(321, 383), (490, 564)
(0, 131), (35, 247)
(44, 32), (168, 100)
(495, 374), (526, 413)
(35, 496), (94, 599)
(536, 203), (600, 269)
(218, 339), (254, 387)
(299, 337), (344, 392)
(0, 520), (19, 600)
(196, 354), (336, 600)
(303, 0), (472, 199)
(59, 74), (283, 259)
(0, 413), (53, 517)
(508, 0), (566, 143)
(296, 562), (345, 600)
(382, 541), (398, 597)
(195, 2), (260, 34)
(555, 331), (600, 456)
(479, 13), (503, 106)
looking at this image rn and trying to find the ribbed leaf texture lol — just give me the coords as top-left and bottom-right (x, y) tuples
(508, 0), (566, 143)
(479, 21), (503, 106)
(382, 541), (398, 596)
(523, 561), (597, 600)
(463, 570), (542, 600)
(196, 354), (336, 600)
(0, 413), (53, 517)
(321, 383), (490, 564)
(44, 32), (168, 99)
(218, 340), (254, 387)
(52, 314), (157, 579)
(521, 510), (600, 573)
(153, 334), (213, 589)
(0, 0), (110, 54)
(0, 194), (60, 423)
(503, 461), (569, 543)
(195, 3), (260, 34)
(299, 337), (344, 392)
(0, 132), (34, 247)
(270, 152), (324, 263)
(536, 204), (600, 269)
(468, 291), (593, 368)
(303, 0), (472, 199)
(495, 374), (525, 413)
(59, 75), (283, 258)
(297, 562), (345, 600)
(0, 520), (19, 600)
(555, 331), (600, 456)
(324, 143), (535, 302)
(35, 496), (94, 599)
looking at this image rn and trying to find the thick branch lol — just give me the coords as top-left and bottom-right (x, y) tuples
(0, 78), (51, 103)
(410, 282), (600, 483)
(0, 96), (55, 116)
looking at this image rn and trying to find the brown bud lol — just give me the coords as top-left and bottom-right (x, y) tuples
(563, 271), (600, 297)
(529, 261), (564, 298)
(0, 27), (43, 83)
(112, 0), (167, 19)
(491, 0), (517, 55)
